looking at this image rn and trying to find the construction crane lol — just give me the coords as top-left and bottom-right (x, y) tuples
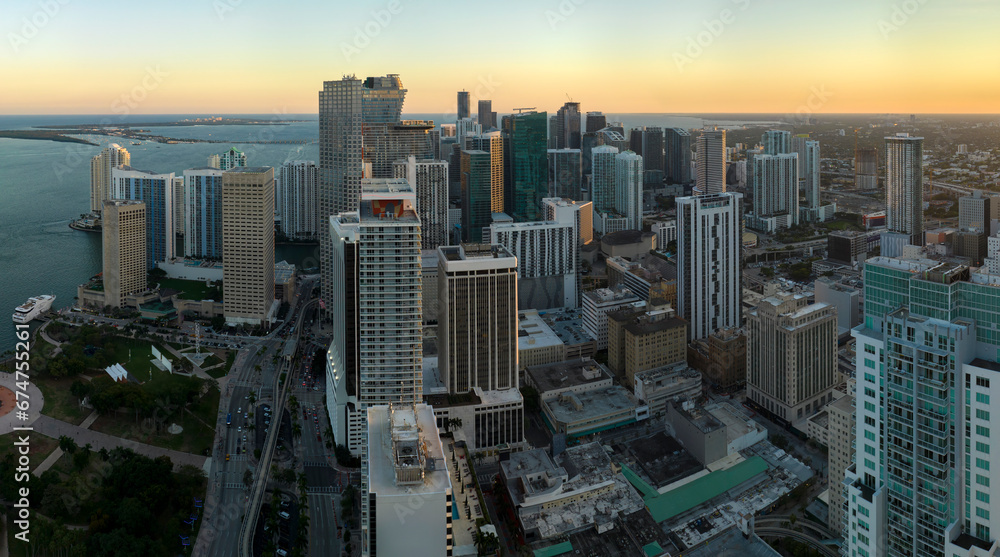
(513, 107), (536, 114)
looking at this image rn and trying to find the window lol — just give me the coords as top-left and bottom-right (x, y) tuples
(977, 474), (990, 487)
(977, 425), (990, 438)
(978, 377), (991, 389)
(977, 491), (990, 504)
(977, 409), (990, 421)
(976, 441), (990, 454)
(977, 458), (990, 471)
(977, 392), (990, 405)
(977, 507), (990, 520)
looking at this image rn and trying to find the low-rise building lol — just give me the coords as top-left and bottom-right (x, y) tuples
(687, 328), (746, 391)
(518, 309), (566, 370)
(581, 286), (644, 350)
(607, 308), (687, 385)
(274, 260), (296, 302)
(498, 443), (645, 542)
(666, 400), (727, 466)
(541, 308), (596, 361)
(633, 363), (702, 417)
(650, 219), (677, 251)
(600, 229), (656, 260)
(541, 385), (647, 439)
(525, 358), (613, 399)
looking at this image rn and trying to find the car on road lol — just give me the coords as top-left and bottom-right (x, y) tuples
(226, 454), (230, 461)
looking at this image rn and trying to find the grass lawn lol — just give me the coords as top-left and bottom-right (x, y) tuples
(89, 372), (220, 455)
(156, 278), (218, 301)
(36, 376), (90, 425)
(0, 433), (58, 471)
(103, 337), (169, 378)
(822, 219), (860, 231)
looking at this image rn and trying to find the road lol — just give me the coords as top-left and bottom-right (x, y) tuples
(194, 277), (318, 557)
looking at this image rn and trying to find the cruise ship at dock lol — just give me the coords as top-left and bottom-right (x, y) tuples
(12, 295), (56, 324)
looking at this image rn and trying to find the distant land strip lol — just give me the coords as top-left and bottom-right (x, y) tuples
(36, 118), (308, 129)
(0, 130), (98, 145)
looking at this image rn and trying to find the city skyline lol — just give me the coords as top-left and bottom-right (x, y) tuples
(3, 0), (999, 114)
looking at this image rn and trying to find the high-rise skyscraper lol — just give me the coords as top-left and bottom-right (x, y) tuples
(884, 133), (924, 246)
(477, 99), (494, 129)
(277, 160), (318, 240)
(960, 190), (991, 232)
(555, 101), (582, 149)
(748, 153), (799, 232)
(800, 138), (821, 209)
(209, 147), (247, 171)
(468, 131), (504, 213)
(629, 127), (664, 173)
(183, 167), (224, 259)
(547, 148), (582, 200)
(677, 192), (743, 340)
(460, 150), (491, 243)
(591, 145), (619, 213)
(761, 129), (792, 155)
(585, 111), (606, 133)
(489, 203), (579, 310)
(319, 75), (426, 315)
(102, 199), (146, 308)
(112, 165), (175, 270)
(614, 150), (643, 231)
(695, 129), (726, 195)
(457, 90), (470, 120)
(854, 146), (878, 190)
(392, 156), (449, 250)
(746, 291), (837, 424)
(363, 404), (452, 557)
(665, 128), (692, 184)
(438, 244), (518, 393)
(222, 167), (275, 326)
(172, 177), (184, 239)
(90, 143), (130, 213)
(326, 179), (423, 454)
(501, 111), (548, 222)
(845, 256), (1000, 557)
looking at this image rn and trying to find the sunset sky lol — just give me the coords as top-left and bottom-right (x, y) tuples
(3, 0), (998, 115)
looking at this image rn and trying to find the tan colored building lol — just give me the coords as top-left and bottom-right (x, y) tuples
(222, 167), (275, 325)
(102, 200), (147, 308)
(746, 291), (837, 424)
(607, 308), (687, 386)
(826, 394), (855, 535)
(90, 144), (130, 213)
(687, 328), (746, 390)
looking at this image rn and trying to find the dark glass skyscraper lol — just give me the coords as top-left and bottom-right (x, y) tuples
(457, 90), (470, 120)
(461, 150), (491, 243)
(585, 111), (606, 133)
(502, 111), (548, 222)
(665, 128), (692, 184)
(556, 102), (581, 149)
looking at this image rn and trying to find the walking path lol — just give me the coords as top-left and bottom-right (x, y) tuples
(32, 410), (100, 476)
(30, 414), (209, 471)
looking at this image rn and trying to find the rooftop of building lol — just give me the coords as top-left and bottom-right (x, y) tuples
(610, 431), (702, 488)
(679, 527), (781, 557)
(274, 260), (295, 284)
(634, 363), (702, 387)
(439, 243), (515, 262)
(224, 166), (271, 173)
(622, 456), (769, 524)
(114, 165), (172, 177)
(540, 309), (593, 347)
(503, 443), (645, 541)
(624, 314), (686, 336)
(582, 286), (642, 305)
(367, 403), (451, 496)
(602, 229), (654, 246)
(705, 400), (763, 442)
(518, 310), (564, 351)
(671, 400), (724, 434)
(543, 386), (639, 425)
(525, 358), (611, 394)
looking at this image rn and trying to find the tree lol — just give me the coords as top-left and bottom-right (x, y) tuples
(243, 469), (254, 488)
(292, 422), (302, 441)
(59, 435), (78, 454)
(211, 315), (226, 331)
(248, 391), (257, 405)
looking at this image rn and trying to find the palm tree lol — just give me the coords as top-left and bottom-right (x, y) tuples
(288, 395), (299, 414)
(248, 391), (257, 405)
(292, 422), (302, 441)
(246, 422), (256, 433)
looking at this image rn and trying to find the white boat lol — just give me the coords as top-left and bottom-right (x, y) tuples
(12, 295), (56, 324)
